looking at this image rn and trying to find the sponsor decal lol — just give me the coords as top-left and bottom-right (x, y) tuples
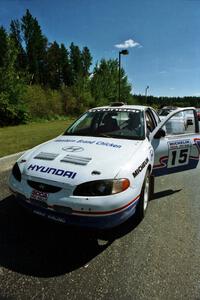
(62, 146), (84, 152)
(77, 140), (95, 145)
(153, 156), (168, 170)
(133, 158), (149, 178)
(55, 138), (122, 149)
(95, 141), (121, 148)
(168, 139), (191, 150)
(167, 140), (191, 169)
(90, 108), (140, 113)
(27, 164), (77, 179)
(153, 155), (199, 177)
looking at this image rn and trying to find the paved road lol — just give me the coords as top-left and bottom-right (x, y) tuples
(1, 163), (200, 299)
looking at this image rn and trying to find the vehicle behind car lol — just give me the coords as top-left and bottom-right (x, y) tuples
(158, 106), (187, 134)
(196, 108), (200, 121)
(158, 106), (178, 121)
(184, 110), (194, 125)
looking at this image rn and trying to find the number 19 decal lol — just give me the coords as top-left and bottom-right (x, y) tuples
(168, 148), (190, 168)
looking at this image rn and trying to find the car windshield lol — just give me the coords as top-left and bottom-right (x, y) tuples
(64, 109), (145, 140)
(159, 109), (173, 116)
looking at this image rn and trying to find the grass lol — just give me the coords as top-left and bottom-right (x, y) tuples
(0, 118), (75, 158)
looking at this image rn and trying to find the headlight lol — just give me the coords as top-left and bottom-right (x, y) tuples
(12, 163), (21, 182)
(73, 178), (130, 196)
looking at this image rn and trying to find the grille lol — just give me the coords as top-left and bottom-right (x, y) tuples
(27, 180), (62, 193)
(61, 155), (92, 165)
(34, 152), (58, 160)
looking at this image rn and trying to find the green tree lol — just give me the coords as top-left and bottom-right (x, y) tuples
(21, 9), (47, 85)
(90, 59), (132, 105)
(0, 37), (28, 126)
(82, 46), (92, 77)
(10, 19), (27, 72)
(46, 41), (61, 89)
(0, 26), (8, 68)
(60, 43), (73, 86)
(72, 77), (94, 113)
(70, 42), (83, 83)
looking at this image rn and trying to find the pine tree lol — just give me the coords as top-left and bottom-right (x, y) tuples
(60, 43), (73, 86)
(69, 42), (83, 84)
(82, 46), (92, 77)
(10, 19), (27, 72)
(0, 26), (8, 68)
(90, 59), (132, 104)
(21, 9), (47, 84)
(46, 41), (61, 89)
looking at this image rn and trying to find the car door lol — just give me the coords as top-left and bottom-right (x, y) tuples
(150, 108), (200, 177)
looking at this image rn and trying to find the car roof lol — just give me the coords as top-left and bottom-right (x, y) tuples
(160, 106), (178, 110)
(91, 104), (149, 111)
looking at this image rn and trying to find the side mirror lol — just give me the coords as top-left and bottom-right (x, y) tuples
(154, 128), (166, 139)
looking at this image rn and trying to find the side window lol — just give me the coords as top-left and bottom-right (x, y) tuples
(163, 109), (196, 136)
(145, 111), (156, 133)
(151, 109), (160, 125)
(77, 115), (93, 130)
(68, 112), (94, 133)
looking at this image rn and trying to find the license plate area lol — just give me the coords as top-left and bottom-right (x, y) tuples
(30, 190), (48, 204)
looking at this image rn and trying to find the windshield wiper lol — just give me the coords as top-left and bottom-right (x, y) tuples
(97, 133), (113, 138)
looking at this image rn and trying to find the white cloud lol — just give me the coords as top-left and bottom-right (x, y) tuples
(159, 70), (167, 74)
(115, 39), (141, 49)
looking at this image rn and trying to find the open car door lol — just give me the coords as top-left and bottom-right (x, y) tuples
(150, 108), (200, 177)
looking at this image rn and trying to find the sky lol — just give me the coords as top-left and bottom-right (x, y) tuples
(0, 0), (200, 97)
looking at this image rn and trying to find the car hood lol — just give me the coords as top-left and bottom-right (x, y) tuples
(21, 135), (143, 185)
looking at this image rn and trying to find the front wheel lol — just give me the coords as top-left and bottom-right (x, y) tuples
(135, 170), (151, 221)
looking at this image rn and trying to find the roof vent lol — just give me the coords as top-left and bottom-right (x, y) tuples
(34, 152), (59, 161)
(110, 102), (126, 107)
(61, 155), (92, 165)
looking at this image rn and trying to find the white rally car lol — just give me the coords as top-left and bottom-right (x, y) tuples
(9, 104), (200, 229)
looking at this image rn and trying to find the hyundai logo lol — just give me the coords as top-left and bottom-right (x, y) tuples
(38, 183), (46, 191)
(62, 146), (84, 152)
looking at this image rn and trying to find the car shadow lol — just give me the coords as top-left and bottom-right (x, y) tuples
(151, 188), (182, 200)
(100, 188), (183, 240)
(0, 188), (183, 278)
(0, 196), (116, 278)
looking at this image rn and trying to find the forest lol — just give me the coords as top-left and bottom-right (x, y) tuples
(0, 9), (200, 126)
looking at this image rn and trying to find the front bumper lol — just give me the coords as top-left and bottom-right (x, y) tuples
(14, 192), (139, 229)
(9, 173), (141, 229)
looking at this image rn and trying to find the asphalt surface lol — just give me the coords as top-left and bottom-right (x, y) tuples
(1, 159), (200, 299)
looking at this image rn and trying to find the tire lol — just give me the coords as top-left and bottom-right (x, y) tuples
(135, 170), (151, 221)
(150, 174), (154, 200)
